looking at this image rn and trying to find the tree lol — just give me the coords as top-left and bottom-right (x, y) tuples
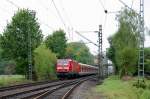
(34, 44), (57, 80)
(0, 9), (43, 75)
(106, 36), (118, 74)
(144, 48), (150, 74)
(107, 8), (139, 77)
(45, 29), (67, 58)
(66, 42), (94, 64)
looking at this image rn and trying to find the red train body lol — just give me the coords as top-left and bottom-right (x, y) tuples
(56, 59), (98, 78)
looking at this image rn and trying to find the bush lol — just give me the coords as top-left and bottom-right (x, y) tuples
(34, 44), (57, 80)
(133, 80), (147, 89)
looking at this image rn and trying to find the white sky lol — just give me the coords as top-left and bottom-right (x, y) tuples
(0, 0), (150, 55)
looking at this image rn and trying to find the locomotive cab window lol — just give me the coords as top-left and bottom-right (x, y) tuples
(57, 59), (69, 66)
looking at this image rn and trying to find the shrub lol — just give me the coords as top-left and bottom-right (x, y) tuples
(34, 44), (57, 80)
(133, 80), (147, 89)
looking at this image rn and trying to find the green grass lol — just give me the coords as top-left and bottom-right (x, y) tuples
(95, 76), (150, 99)
(0, 75), (31, 87)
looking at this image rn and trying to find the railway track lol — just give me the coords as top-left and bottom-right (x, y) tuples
(0, 76), (95, 99)
(0, 80), (59, 92)
(33, 76), (95, 99)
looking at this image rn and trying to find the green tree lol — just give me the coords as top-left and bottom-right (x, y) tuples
(144, 48), (150, 73)
(107, 8), (139, 77)
(0, 9), (43, 75)
(106, 36), (118, 74)
(34, 44), (57, 80)
(45, 29), (67, 58)
(66, 42), (94, 64)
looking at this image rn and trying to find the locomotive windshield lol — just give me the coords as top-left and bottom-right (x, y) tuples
(57, 59), (69, 65)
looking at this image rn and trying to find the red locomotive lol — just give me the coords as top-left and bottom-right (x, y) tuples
(56, 59), (98, 78)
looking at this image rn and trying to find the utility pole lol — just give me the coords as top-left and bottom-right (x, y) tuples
(138, 0), (144, 79)
(98, 25), (103, 80)
(28, 10), (35, 80)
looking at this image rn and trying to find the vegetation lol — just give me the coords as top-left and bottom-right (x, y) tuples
(66, 42), (94, 64)
(94, 76), (150, 99)
(107, 8), (139, 77)
(45, 29), (67, 58)
(34, 44), (57, 80)
(144, 48), (150, 73)
(0, 75), (30, 87)
(0, 9), (43, 75)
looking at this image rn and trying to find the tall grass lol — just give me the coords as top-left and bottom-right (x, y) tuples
(0, 75), (30, 87)
(95, 76), (150, 99)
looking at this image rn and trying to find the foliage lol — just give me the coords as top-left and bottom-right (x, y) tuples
(95, 76), (150, 99)
(34, 44), (57, 80)
(144, 48), (150, 73)
(66, 42), (94, 64)
(107, 8), (139, 76)
(106, 37), (118, 73)
(45, 29), (67, 58)
(0, 9), (43, 75)
(119, 47), (138, 76)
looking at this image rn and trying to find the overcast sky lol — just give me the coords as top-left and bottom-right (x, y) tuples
(0, 0), (150, 55)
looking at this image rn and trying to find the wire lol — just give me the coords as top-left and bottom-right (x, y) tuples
(59, 0), (74, 39)
(118, 0), (133, 10)
(98, 0), (105, 10)
(103, 14), (107, 30)
(131, 0), (134, 9)
(60, 0), (73, 28)
(6, 0), (19, 8)
(75, 31), (98, 47)
(51, 0), (67, 30)
(118, 0), (139, 15)
(40, 22), (54, 30)
(5, 0), (55, 32)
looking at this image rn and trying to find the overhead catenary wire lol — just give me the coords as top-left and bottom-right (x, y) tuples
(6, 0), (19, 8)
(59, 0), (73, 28)
(59, 0), (74, 40)
(98, 0), (105, 10)
(51, 0), (67, 31)
(131, 0), (134, 9)
(118, 0), (136, 11)
(5, 0), (54, 32)
(75, 31), (98, 47)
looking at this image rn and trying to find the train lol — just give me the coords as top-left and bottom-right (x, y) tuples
(56, 59), (98, 78)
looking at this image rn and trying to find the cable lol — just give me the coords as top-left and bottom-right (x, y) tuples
(75, 31), (98, 47)
(59, 0), (74, 39)
(5, 0), (55, 32)
(131, 0), (134, 9)
(103, 14), (107, 30)
(40, 22), (54, 30)
(60, 0), (73, 28)
(6, 0), (19, 8)
(51, 0), (67, 30)
(98, 0), (105, 10)
(118, 0), (133, 10)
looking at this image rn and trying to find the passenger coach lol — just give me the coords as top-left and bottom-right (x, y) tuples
(56, 59), (98, 78)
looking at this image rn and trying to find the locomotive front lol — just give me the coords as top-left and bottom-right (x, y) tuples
(56, 59), (71, 78)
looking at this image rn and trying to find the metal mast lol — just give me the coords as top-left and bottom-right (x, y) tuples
(28, 10), (35, 80)
(98, 25), (103, 79)
(138, 0), (144, 78)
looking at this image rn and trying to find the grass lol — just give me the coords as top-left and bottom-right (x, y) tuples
(0, 75), (31, 87)
(94, 75), (150, 99)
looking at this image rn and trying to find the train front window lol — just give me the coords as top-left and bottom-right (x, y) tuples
(57, 59), (69, 66)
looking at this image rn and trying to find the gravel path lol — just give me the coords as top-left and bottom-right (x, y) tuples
(68, 78), (98, 99)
